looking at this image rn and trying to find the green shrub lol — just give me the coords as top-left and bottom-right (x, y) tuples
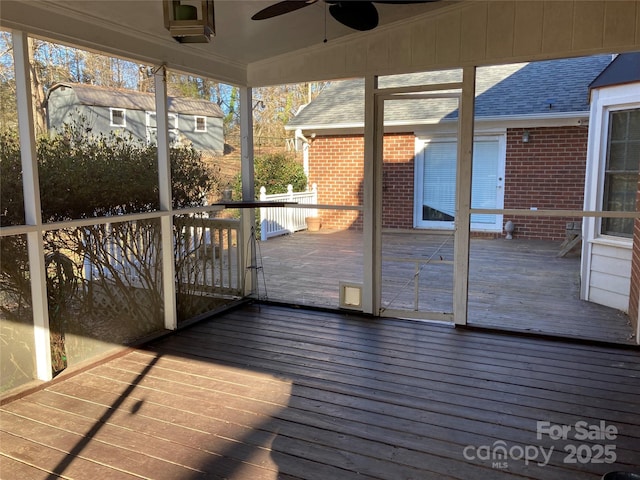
(0, 125), (218, 356)
(0, 124), (215, 226)
(232, 152), (307, 199)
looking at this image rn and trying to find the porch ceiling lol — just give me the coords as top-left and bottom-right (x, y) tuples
(2, 1), (639, 87)
(0, 0), (452, 85)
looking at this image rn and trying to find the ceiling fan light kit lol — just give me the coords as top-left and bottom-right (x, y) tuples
(329, 2), (378, 31)
(251, 0), (439, 32)
(163, 0), (215, 43)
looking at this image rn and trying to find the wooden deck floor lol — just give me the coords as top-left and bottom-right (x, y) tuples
(256, 230), (635, 345)
(1, 304), (639, 479)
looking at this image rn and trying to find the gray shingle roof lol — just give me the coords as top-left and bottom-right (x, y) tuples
(287, 55), (614, 128)
(48, 83), (224, 118)
(589, 52), (640, 90)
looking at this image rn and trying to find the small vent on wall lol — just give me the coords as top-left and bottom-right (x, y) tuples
(339, 282), (363, 311)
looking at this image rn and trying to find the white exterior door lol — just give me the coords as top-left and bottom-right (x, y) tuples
(414, 136), (505, 231)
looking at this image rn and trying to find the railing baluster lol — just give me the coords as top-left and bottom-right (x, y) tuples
(258, 184), (319, 240)
(226, 227), (232, 289)
(414, 262), (420, 311)
(169, 216), (242, 296)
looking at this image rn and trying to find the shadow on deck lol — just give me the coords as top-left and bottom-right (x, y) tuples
(255, 230), (635, 345)
(1, 303), (639, 479)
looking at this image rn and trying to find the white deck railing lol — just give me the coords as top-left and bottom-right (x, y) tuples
(259, 183), (318, 241)
(174, 216), (242, 296)
(82, 221), (160, 284)
(82, 217), (242, 297)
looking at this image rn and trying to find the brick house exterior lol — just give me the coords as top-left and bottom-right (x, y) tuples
(292, 55), (614, 240)
(501, 126), (588, 240)
(292, 54), (639, 330)
(309, 126), (589, 241)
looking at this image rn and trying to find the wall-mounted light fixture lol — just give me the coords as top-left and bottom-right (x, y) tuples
(522, 130), (530, 143)
(163, 0), (215, 43)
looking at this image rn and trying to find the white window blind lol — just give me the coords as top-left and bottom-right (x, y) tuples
(423, 142), (457, 219)
(421, 138), (500, 227)
(471, 140), (499, 225)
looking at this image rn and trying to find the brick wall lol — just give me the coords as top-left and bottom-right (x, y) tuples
(308, 135), (365, 229)
(382, 134), (416, 229)
(309, 126), (589, 240)
(308, 133), (416, 230)
(628, 175), (640, 333)
(503, 126), (588, 241)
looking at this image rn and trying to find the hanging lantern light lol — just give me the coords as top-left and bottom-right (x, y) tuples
(163, 0), (215, 43)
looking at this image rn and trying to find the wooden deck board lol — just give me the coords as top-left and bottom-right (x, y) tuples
(2, 304), (638, 479)
(0, 432), (141, 480)
(256, 231), (635, 344)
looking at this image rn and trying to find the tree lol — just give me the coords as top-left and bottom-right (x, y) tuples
(1, 30), (326, 153)
(232, 152), (307, 199)
(1, 122), (214, 226)
(0, 31), (17, 133)
(165, 70), (239, 136)
(252, 82), (328, 145)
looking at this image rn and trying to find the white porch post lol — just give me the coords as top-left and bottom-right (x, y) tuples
(154, 66), (178, 330)
(13, 31), (52, 381)
(453, 66), (476, 325)
(240, 87), (256, 295)
(363, 75), (382, 315)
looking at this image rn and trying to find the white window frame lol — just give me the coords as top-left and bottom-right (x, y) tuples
(413, 133), (506, 232)
(145, 111), (179, 145)
(581, 85), (639, 304)
(194, 115), (207, 132)
(110, 107), (126, 127)
(584, 89), (640, 245)
(600, 107), (640, 238)
(169, 113), (180, 145)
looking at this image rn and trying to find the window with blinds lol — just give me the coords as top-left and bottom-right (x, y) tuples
(601, 108), (640, 237)
(418, 137), (502, 230)
(471, 140), (500, 226)
(422, 141), (457, 221)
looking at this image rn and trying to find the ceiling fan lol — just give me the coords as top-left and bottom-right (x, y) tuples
(251, 0), (439, 32)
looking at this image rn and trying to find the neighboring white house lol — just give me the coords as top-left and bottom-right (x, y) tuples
(47, 83), (225, 153)
(582, 52), (640, 313)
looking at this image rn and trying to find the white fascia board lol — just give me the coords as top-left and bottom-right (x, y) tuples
(469, 112), (589, 126)
(284, 122), (363, 132)
(286, 111), (589, 136)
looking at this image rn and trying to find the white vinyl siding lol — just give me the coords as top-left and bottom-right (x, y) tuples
(587, 242), (632, 312)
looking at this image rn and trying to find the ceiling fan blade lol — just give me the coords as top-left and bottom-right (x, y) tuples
(251, 0), (317, 21)
(329, 1), (379, 31)
(373, 1), (439, 3)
